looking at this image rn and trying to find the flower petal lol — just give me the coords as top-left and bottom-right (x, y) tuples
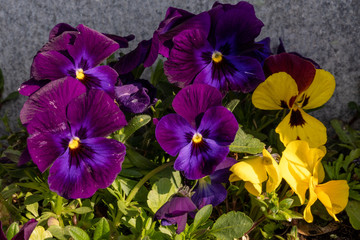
(230, 156), (267, 184)
(192, 181), (227, 209)
(301, 69), (336, 109)
(263, 149), (281, 193)
(303, 177), (318, 223)
(174, 139), (229, 180)
(155, 114), (194, 156)
(18, 78), (50, 97)
(244, 182), (262, 196)
(172, 84), (222, 128)
(48, 138), (126, 199)
(13, 219), (38, 240)
(275, 109), (327, 147)
(66, 89), (126, 139)
(210, 157), (237, 183)
(315, 180), (349, 221)
(82, 65), (118, 97)
(197, 106), (238, 146)
(114, 84), (150, 114)
(252, 72), (299, 110)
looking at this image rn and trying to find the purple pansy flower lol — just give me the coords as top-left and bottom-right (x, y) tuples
(21, 77), (127, 199)
(20, 24), (120, 97)
(154, 188), (197, 234)
(0, 219), (37, 240)
(155, 84), (238, 180)
(191, 157), (236, 209)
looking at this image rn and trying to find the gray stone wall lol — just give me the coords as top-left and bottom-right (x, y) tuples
(0, 0), (359, 135)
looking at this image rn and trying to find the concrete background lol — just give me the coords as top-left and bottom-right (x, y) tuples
(0, 0), (359, 135)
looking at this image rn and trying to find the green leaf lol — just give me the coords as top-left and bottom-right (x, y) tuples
(67, 226), (90, 240)
(211, 211), (253, 240)
(346, 200), (360, 230)
(147, 178), (177, 213)
(279, 198), (294, 209)
(6, 222), (20, 240)
(2, 91), (19, 104)
(118, 115), (151, 142)
(125, 148), (158, 169)
(191, 205), (213, 231)
(72, 207), (92, 214)
(225, 99), (240, 112)
(93, 218), (110, 240)
(229, 126), (265, 154)
(47, 226), (66, 240)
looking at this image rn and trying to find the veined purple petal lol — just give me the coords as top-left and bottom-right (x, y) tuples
(172, 84), (222, 128)
(12, 219), (38, 240)
(174, 139), (229, 180)
(210, 157), (237, 183)
(27, 130), (70, 172)
(114, 84), (150, 114)
(49, 23), (77, 40)
(198, 106), (238, 146)
(32, 50), (74, 81)
(192, 182), (227, 209)
(103, 33), (135, 48)
(66, 90), (126, 139)
(164, 29), (210, 87)
(82, 65), (118, 97)
(48, 137), (126, 199)
(20, 77), (86, 134)
(68, 24), (119, 69)
(18, 78), (50, 96)
(155, 114), (194, 156)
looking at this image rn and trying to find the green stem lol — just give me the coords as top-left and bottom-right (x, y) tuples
(245, 215), (266, 236)
(125, 161), (174, 204)
(54, 194), (64, 226)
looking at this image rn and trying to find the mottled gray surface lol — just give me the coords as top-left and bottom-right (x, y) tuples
(0, 0), (359, 134)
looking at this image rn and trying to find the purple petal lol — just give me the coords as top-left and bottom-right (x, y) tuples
(48, 137), (126, 199)
(192, 182), (227, 209)
(49, 23), (77, 40)
(114, 84), (150, 114)
(13, 219), (38, 240)
(103, 33), (135, 48)
(172, 84), (222, 128)
(40, 31), (78, 53)
(164, 29), (210, 87)
(18, 147), (31, 166)
(198, 106), (238, 146)
(32, 50), (74, 80)
(20, 77), (86, 134)
(66, 89), (126, 139)
(210, 157), (237, 183)
(155, 114), (194, 156)
(18, 78), (50, 96)
(27, 129), (70, 173)
(174, 139), (230, 180)
(82, 65), (118, 97)
(68, 24), (119, 69)
(0, 221), (6, 240)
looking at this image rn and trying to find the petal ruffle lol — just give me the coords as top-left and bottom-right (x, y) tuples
(172, 84), (222, 128)
(48, 137), (126, 199)
(66, 89), (126, 139)
(155, 114), (194, 156)
(263, 149), (281, 193)
(275, 109), (327, 147)
(303, 177), (318, 223)
(252, 72), (299, 110)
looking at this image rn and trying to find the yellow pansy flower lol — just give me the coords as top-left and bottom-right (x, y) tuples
(252, 53), (335, 148)
(229, 149), (281, 196)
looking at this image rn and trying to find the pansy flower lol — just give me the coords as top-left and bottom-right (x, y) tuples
(162, 2), (265, 92)
(252, 53), (336, 147)
(24, 24), (120, 97)
(229, 149), (281, 196)
(191, 157), (236, 209)
(280, 140), (349, 222)
(154, 187), (197, 234)
(21, 77), (127, 199)
(0, 219), (37, 240)
(155, 84), (238, 179)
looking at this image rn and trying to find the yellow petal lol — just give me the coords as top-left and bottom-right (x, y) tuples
(262, 149), (282, 193)
(245, 182), (262, 196)
(279, 154), (309, 205)
(276, 109), (327, 148)
(315, 180), (349, 221)
(252, 72), (298, 110)
(230, 157), (267, 183)
(303, 177), (318, 223)
(301, 69), (336, 110)
(229, 173), (242, 182)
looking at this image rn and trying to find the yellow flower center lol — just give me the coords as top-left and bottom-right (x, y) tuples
(212, 51), (223, 63)
(68, 137), (80, 150)
(192, 133), (203, 144)
(76, 68), (85, 80)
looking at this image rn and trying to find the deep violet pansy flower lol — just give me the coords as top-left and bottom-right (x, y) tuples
(161, 2), (265, 92)
(154, 188), (197, 234)
(24, 24), (119, 97)
(191, 157), (236, 209)
(155, 84), (238, 180)
(0, 219), (37, 240)
(21, 77), (127, 199)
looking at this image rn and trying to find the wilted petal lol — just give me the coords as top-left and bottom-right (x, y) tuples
(66, 90), (126, 139)
(114, 84), (150, 114)
(172, 84), (222, 127)
(155, 114), (194, 156)
(18, 78), (50, 96)
(49, 23), (77, 40)
(48, 138), (126, 199)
